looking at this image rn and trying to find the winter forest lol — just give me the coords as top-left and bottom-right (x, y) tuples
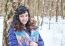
(0, 0), (65, 46)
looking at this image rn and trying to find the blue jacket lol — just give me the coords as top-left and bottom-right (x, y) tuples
(8, 27), (44, 46)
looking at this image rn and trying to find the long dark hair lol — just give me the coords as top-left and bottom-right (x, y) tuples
(11, 5), (31, 31)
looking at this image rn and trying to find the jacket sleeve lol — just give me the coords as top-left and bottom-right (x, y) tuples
(38, 34), (44, 46)
(8, 27), (18, 46)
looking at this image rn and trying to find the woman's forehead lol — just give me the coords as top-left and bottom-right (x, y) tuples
(19, 11), (28, 16)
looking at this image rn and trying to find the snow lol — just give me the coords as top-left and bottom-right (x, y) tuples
(37, 16), (65, 46)
(0, 16), (4, 46)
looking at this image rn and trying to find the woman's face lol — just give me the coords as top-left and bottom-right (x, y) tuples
(19, 11), (29, 25)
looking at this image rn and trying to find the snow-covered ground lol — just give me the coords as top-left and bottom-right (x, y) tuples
(35, 16), (65, 46)
(0, 16), (4, 46)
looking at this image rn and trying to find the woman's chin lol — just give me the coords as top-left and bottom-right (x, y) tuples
(22, 22), (27, 25)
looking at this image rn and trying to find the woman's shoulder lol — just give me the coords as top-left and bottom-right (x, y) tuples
(8, 26), (16, 33)
(33, 26), (40, 31)
(31, 26), (40, 35)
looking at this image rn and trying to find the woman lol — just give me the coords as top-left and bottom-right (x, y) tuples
(8, 5), (44, 46)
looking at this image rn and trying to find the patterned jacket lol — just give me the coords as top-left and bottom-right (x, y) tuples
(8, 27), (44, 46)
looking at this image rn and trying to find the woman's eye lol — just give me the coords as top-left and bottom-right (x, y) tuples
(20, 15), (24, 17)
(25, 15), (28, 17)
(21, 16), (23, 17)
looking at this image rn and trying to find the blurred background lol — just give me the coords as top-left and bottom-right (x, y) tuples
(0, 0), (65, 46)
